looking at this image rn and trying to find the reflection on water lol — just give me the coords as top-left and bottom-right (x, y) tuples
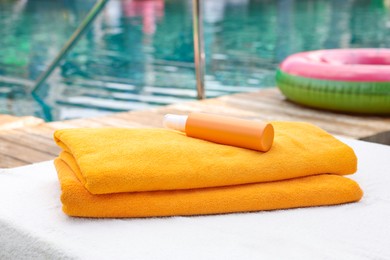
(122, 0), (164, 35)
(0, 0), (390, 121)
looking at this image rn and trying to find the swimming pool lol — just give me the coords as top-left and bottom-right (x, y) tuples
(1, 0), (390, 121)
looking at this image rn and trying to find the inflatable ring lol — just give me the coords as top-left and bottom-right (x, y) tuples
(276, 49), (390, 114)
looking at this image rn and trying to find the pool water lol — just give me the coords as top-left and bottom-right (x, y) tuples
(1, 0), (390, 121)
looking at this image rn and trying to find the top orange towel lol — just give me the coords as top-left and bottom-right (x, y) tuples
(54, 122), (357, 195)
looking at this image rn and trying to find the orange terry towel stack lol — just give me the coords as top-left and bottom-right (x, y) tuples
(53, 121), (363, 218)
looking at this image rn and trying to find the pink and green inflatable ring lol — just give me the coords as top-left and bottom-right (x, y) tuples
(276, 48), (390, 114)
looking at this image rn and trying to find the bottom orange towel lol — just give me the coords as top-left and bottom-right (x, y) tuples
(55, 159), (363, 218)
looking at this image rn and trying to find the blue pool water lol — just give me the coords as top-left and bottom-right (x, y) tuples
(1, 0), (390, 121)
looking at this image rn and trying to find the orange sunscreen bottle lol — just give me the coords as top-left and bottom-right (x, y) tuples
(163, 113), (274, 152)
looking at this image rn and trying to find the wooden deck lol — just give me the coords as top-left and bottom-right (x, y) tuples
(1, 88), (390, 168)
(0, 114), (44, 130)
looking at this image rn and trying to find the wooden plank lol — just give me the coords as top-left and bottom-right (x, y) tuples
(0, 138), (54, 164)
(241, 89), (389, 129)
(362, 130), (390, 144)
(0, 87), (389, 169)
(112, 110), (168, 128)
(48, 119), (109, 128)
(0, 154), (28, 168)
(0, 131), (60, 156)
(0, 115), (44, 130)
(86, 117), (145, 128)
(12, 124), (58, 138)
(203, 89), (390, 139)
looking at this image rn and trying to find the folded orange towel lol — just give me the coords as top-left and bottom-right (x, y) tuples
(54, 122), (363, 218)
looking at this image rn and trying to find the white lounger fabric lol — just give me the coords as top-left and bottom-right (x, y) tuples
(0, 138), (389, 259)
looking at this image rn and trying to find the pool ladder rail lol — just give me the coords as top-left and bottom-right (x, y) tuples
(32, 0), (206, 100)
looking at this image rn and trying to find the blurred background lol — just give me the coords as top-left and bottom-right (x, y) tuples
(1, 0), (390, 121)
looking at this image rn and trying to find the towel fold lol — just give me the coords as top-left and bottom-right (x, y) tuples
(54, 122), (363, 218)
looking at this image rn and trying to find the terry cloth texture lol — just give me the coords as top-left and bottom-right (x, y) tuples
(53, 122), (363, 218)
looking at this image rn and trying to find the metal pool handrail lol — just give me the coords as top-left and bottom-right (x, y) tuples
(32, 0), (110, 94)
(193, 0), (205, 99)
(32, 0), (206, 100)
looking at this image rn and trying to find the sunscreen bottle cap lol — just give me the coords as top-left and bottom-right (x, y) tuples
(163, 114), (188, 132)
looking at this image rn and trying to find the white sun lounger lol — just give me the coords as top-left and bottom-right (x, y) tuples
(0, 138), (389, 259)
